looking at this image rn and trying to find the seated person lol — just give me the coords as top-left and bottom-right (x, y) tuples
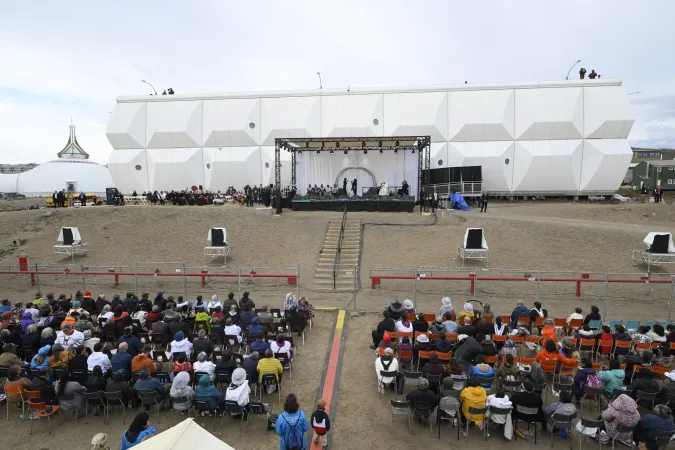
(457, 317), (477, 337)
(257, 349), (284, 393)
(250, 335), (270, 354)
(225, 368), (251, 412)
(247, 317), (264, 337)
(270, 334), (293, 361)
(375, 347), (402, 393)
(459, 377), (487, 431)
(486, 386), (512, 425)
(195, 375), (224, 413)
(601, 394), (640, 444)
(511, 379), (545, 431)
(106, 369), (135, 408)
(543, 391), (577, 430)
(192, 329), (214, 359)
(171, 353), (193, 379)
(429, 316), (446, 334)
(134, 368), (169, 406)
(470, 355), (495, 388)
(495, 354), (521, 391)
(412, 314), (429, 333)
(169, 331), (193, 360)
(413, 334), (433, 363)
(406, 377), (439, 418)
(634, 405), (675, 450)
(170, 371), (195, 412)
(480, 335), (497, 356)
(28, 366), (57, 405)
(193, 352), (216, 381)
(422, 354), (446, 379)
(434, 332), (453, 354)
(223, 318), (243, 345)
(215, 349), (237, 380)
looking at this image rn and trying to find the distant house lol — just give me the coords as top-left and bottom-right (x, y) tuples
(632, 160), (675, 190)
(631, 147), (675, 163)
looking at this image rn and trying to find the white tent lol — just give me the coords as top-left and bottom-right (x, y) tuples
(15, 160), (114, 197)
(133, 418), (236, 450)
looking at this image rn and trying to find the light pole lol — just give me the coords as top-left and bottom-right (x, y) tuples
(141, 80), (157, 95)
(565, 60), (582, 80)
(316, 72), (322, 90)
(627, 91), (642, 95)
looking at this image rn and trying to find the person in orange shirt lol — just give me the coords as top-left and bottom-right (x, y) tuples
(535, 339), (577, 366)
(541, 319), (556, 344)
(131, 344), (157, 375)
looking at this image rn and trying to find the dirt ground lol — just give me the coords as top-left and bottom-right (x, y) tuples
(1, 200), (675, 448)
(1, 311), (333, 450)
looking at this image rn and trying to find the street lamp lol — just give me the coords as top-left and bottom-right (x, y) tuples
(316, 72), (322, 90)
(627, 91), (642, 95)
(565, 60), (582, 80)
(141, 80), (157, 95)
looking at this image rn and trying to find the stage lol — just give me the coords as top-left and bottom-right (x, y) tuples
(291, 199), (415, 212)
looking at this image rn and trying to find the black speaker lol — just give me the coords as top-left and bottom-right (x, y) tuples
(199, 185), (203, 190)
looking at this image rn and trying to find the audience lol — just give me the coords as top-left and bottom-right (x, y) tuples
(459, 377), (487, 435)
(194, 351), (216, 381)
(601, 394), (640, 444)
(170, 371), (195, 413)
(634, 405), (675, 450)
(121, 412), (157, 450)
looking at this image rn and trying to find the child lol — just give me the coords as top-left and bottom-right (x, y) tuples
(311, 399), (331, 449)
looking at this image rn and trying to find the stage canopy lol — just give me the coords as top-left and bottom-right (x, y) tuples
(274, 136), (430, 200)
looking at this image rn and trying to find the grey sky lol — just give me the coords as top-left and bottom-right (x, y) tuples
(1, 0), (673, 164)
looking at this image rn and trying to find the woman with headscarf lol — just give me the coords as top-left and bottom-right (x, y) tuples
(22, 324), (41, 353)
(170, 331), (193, 360)
(297, 297), (314, 318)
(121, 412), (157, 449)
(195, 374), (224, 413)
(498, 339), (518, 357)
(284, 293), (298, 312)
(439, 296), (454, 318)
(31, 345), (51, 369)
(457, 302), (474, 324)
(601, 394), (640, 443)
(170, 371), (195, 413)
(225, 368), (251, 413)
(481, 302), (494, 318)
(19, 311), (34, 332)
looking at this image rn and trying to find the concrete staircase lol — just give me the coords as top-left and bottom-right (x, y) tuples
(314, 219), (361, 289)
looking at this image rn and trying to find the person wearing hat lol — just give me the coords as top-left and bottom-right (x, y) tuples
(81, 291), (98, 316)
(153, 292), (167, 311)
(439, 296), (454, 318)
(480, 334), (497, 356)
(225, 368), (251, 412)
(453, 334), (482, 368)
(406, 377), (439, 419)
(541, 318), (556, 343)
(600, 394), (640, 444)
(481, 302), (495, 318)
(387, 299), (404, 321)
(377, 332), (396, 352)
(31, 344), (51, 369)
(413, 333), (433, 364)
(376, 347), (402, 394)
(28, 366), (57, 405)
(311, 399), (331, 449)
(370, 310), (396, 349)
(0, 343), (21, 366)
(402, 299), (415, 315)
(457, 302), (474, 325)
(170, 330), (193, 360)
(170, 371), (195, 412)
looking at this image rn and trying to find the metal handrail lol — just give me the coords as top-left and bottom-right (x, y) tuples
(333, 204), (348, 289)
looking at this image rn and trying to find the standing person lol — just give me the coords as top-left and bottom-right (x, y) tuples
(351, 178), (357, 197)
(311, 399), (331, 449)
(121, 412), (157, 450)
(641, 184), (649, 203)
(658, 185), (664, 203)
(342, 178), (347, 195)
(480, 192), (488, 213)
(276, 393), (309, 450)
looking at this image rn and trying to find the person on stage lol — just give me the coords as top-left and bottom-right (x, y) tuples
(343, 178), (348, 195)
(351, 179), (357, 197)
(398, 181), (409, 196)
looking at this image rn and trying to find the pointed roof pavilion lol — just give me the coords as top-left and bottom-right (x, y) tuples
(58, 122), (89, 160)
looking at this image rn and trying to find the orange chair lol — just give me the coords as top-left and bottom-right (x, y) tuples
(567, 319), (583, 334)
(436, 351), (451, 365)
(398, 331), (413, 341)
(446, 333), (458, 343)
(554, 318), (567, 335)
(635, 342), (651, 351)
(492, 335), (507, 344)
(596, 339), (614, 360)
(578, 338), (595, 352)
(27, 402), (60, 434)
(406, 313), (417, 321)
(517, 316), (531, 327)
(652, 365), (670, 378)
(520, 357), (535, 366)
(501, 315), (510, 325)
(377, 347), (388, 357)
(533, 317), (545, 328)
(557, 359), (578, 384)
(398, 350), (413, 367)
(483, 355), (498, 365)
(417, 350), (434, 370)
(566, 338), (578, 347)
(386, 331), (399, 342)
(591, 362), (602, 372)
(483, 316), (493, 324)
(526, 336), (541, 346)
(429, 333), (440, 342)
(4, 385), (25, 420)
(423, 313), (436, 324)
(631, 364), (653, 383)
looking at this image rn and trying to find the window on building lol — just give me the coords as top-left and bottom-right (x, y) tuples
(669, 179), (673, 185)
(657, 167), (662, 172)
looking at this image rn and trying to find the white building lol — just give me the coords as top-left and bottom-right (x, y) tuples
(105, 79), (634, 196)
(0, 125), (115, 196)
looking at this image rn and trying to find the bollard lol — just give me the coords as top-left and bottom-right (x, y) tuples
(109, 268), (119, 288)
(30, 273), (35, 286)
(287, 276), (297, 286)
(576, 273), (589, 297)
(371, 276), (381, 289)
(469, 273), (475, 295)
(201, 269), (208, 287)
(19, 256), (28, 272)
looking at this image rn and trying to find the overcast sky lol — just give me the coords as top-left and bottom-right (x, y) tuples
(1, 1), (673, 164)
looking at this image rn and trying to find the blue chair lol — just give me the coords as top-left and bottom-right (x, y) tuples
(608, 320), (622, 329)
(643, 321), (657, 328)
(588, 320), (602, 330)
(625, 320), (640, 333)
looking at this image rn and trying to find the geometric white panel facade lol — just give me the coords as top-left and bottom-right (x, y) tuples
(512, 140), (583, 193)
(146, 101), (202, 148)
(579, 139), (633, 192)
(383, 92), (449, 142)
(260, 96), (321, 145)
(106, 103), (146, 149)
(448, 141), (515, 192)
(584, 86), (634, 139)
(106, 149), (150, 194)
(321, 94), (383, 137)
(515, 88), (584, 140)
(202, 147), (262, 192)
(202, 99), (261, 147)
(146, 148), (204, 192)
(448, 90), (515, 141)
(108, 79), (634, 195)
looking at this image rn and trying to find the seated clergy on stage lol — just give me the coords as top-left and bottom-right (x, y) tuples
(398, 180), (409, 196)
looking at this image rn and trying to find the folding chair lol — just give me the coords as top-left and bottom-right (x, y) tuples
(398, 350), (414, 368)
(449, 374), (467, 391)
(423, 314), (436, 324)
(216, 372), (231, 390)
(437, 396), (461, 441)
(588, 320), (602, 331)
(567, 319), (583, 335)
(465, 407), (488, 441)
(624, 320), (640, 334)
(137, 390), (161, 423)
(260, 374), (281, 404)
(417, 350), (433, 371)
(276, 353), (292, 380)
(410, 401), (434, 435)
(84, 391), (106, 424)
(596, 339), (614, 361)
(636, 390), (658, 412)
(194, 399), (218, 432)
(27, 402), (59, 434)
(652, 429), (675, 450)
(247, 402), (268, 429)
(379, 370), (399, 398)
(403, 371), (422, 395)
(58, 393), (78, 422)
(514, 405), (541, 444)
(221, 400), (246, 434)
(194, 371), (209, 386)
(578, 338), (595, 352)
(485, 406), (511, 440)
(613, 340), (632, 359)
(390, 400), (411, 431)
(548, 412), (575, 449)
(105, 391), (127, 424)
(4, 385), (25, 420)
(582, 387), (603, 412)
(611, 424), (636, 450)
(483, 355), (498, 366)
(574, 418), (602, 450)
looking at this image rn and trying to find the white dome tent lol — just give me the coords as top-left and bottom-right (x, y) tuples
(0, 124), (115, 197)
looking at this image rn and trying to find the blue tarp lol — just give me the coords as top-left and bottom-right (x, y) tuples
(449, 192), (470, 211)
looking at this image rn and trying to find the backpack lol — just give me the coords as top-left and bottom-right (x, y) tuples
(282, 414), (303, 450)
(585, 372), (602, 390)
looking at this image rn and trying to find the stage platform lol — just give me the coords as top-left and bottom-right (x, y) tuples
(291, 199), (415, 212)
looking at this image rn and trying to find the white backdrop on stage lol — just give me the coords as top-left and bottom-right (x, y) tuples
(295, 150), (418, 197)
